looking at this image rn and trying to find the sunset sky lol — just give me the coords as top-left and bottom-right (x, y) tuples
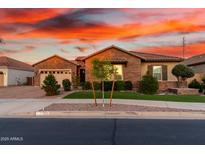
(1, 8), (205, 64)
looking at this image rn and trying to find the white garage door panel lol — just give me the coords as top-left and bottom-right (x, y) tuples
(40, 69), (72, 87)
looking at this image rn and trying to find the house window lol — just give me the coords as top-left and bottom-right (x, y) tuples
(113, 65), (123, 80)
(153, 66), (162, 80)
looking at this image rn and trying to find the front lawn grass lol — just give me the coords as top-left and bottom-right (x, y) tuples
(64, 91), (205, 103)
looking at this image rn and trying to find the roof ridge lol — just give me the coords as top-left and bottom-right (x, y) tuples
(32, 54), (79, 66)
(129, 51), (182, 59)
(0, 56), (31, 66)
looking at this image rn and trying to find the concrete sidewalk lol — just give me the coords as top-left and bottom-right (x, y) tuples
(1, 99), (205, 118)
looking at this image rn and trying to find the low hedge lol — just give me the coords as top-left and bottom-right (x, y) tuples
(188, 79), (203, 93)
(81, 80), (133, 91)
(82, 81), (92, 90)
(93, 81), (101, 90)
(124, 81), (133, 90)
(114, 81), (125, 91)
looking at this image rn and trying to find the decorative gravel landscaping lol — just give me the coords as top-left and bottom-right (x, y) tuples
(63, 91), (205, 103)
(42, 103), (204, 112)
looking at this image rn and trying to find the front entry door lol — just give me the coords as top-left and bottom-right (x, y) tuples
(80, 69), (85, 83)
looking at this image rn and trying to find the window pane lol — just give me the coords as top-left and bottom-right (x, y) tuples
(153, 66), (162, 80)
(114, 65), (123, 80)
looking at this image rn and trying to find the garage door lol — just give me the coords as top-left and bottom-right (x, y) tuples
(40, 69), (72, 87)
(0, 72), (4, 86)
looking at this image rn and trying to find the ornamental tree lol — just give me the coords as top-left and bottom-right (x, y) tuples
(92, 59), (116, 106)
(172, 64), (194, 87)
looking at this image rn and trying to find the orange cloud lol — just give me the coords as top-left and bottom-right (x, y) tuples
(16, 18), (205, 42)
(0, 9), (71, 24)
(138, 41), (205, 58)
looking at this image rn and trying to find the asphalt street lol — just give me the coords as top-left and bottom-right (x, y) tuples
(0, 118), (205, 145)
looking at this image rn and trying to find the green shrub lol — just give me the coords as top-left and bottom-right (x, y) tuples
(104, 81), (113, 91)
(82, 81), (92, 90)
(62, 79), (71, 91)
(202, 77), (205, 84)
(72, 76), (80, 88)
(172, 64), (194, 87)
(188, 79), (203, 93)
(124, 81), (133, 90)
(114, 81), (125, 91)
(41, 74), (60, 96)
(93, 81), (101, 90)
(139, 75), (159, 94)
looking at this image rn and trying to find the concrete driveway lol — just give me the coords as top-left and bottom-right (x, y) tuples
(0, 86), (70, 99)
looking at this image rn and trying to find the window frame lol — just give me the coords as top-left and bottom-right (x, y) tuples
(113, 64), (124, 81)
(153, 65), (162, 81)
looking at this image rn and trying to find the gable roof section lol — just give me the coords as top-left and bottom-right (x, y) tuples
(183, 53), (205, 66)
(0, 56), (33, 71)
(32, 55), (79, 66)
(82, 45), (145, 60)
(82, 45), (183, 62)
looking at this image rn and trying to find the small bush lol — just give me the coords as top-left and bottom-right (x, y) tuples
(188, 79), (203, 93)
(114, 81), (125, 91)
(202, 77), (205, 84)
(62, 79), (71, 91)
(72, 76), (80, 88)
(41, 74), (60, 96)
(82, 81), (92, 90)
(93, 81), (101, 90)
(139, 75), (159, 94)
(124, 81), (133, 90)
(104, 81), (113, 91)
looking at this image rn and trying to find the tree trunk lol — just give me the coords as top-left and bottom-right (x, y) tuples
(102, 80), (105, 107)
(110, 80), (115, 107)
(91, 81), (97, 106)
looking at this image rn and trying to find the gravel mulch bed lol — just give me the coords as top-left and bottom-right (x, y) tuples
(41, 103), (205, 112)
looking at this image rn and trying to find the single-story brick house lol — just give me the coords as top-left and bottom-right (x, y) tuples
(0, 56), (34, 86)
(33, 45), (183, 91)
(183, 53), (205, 83)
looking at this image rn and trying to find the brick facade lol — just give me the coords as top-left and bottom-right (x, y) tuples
(33, 56), (78, 86)
(84, 47), (141, 88)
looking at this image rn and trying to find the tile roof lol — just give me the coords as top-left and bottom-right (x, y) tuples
(32, 55), (79, 66)
(129, 51), (183, 62)
(183, 53), (205, 66)
(82, 45), (183, 62)
(0, 56), (33, 71)
(75, 56), (86, 61)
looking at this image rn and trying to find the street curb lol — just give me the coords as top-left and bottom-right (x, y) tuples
(34, 111), (205, 119)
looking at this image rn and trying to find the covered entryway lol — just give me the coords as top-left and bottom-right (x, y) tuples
(40, 69), (72, 87)
(0, 72), (4, 86)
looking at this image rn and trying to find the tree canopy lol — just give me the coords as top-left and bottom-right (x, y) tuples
(172, 64), (194, 81)
(92, 59), (115, 81)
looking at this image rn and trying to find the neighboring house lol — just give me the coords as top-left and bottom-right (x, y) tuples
(33, 45), (183, 91)
(183, 53), (205, 83)
(0, 56), (34, 86)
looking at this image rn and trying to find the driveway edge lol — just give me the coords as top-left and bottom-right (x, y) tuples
(27, 111), (205, 119)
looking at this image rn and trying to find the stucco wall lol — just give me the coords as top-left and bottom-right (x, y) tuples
(7, 68), (33, 86)
(0, 67), (33, 86)
(141, 62), (179, 81)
